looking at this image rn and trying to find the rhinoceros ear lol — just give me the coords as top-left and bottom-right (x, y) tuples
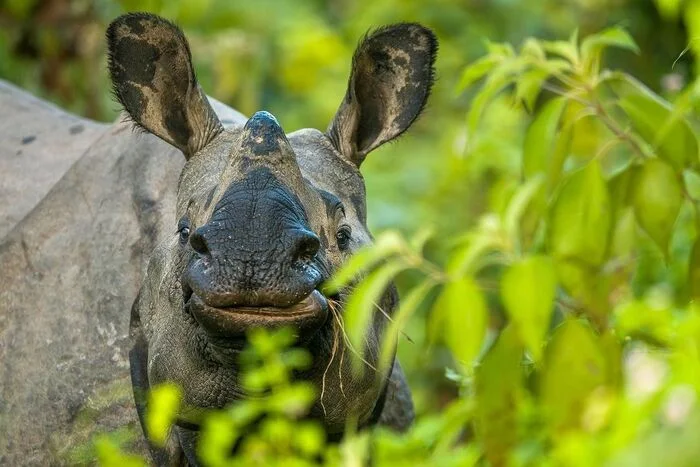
(106, 13), (222, 159)
(327, 24), (437, 167)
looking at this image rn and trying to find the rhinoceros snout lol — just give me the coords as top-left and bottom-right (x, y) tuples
(181, 165), (325, 316)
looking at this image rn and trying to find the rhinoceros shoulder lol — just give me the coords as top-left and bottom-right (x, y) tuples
(0, 79), (108, 239)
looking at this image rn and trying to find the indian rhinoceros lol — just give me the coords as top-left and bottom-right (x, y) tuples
(0, 12), (437, 465)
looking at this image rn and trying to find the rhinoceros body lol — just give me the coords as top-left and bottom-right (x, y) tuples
(1, 12), (436, 465)
(0, 80), (247, 463)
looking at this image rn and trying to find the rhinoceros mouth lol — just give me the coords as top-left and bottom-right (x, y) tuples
(186, 289), (329, 338)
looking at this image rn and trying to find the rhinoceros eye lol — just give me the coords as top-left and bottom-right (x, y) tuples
(336, 225), (351, 251)
(177, 218), (191, 245)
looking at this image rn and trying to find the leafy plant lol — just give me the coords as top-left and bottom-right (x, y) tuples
(330, 26), (700, 465)
(64, 19), (700, 467)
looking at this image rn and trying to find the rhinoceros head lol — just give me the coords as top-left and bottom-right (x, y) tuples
(106, 11), (436, 457)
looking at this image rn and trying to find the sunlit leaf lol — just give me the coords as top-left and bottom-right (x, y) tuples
(474, 326), (523, 464)
(430, 277), (488, 369)
(684, 170), (700, 200)
(267, 383), (316, 416)
(501, 256), (557, 361)
(523, 97), (568, 182)
(293, 422), (326, 456)
(198, 411), (239, 466)
(456, 55), (504, 93)
(690, 238), (700, 299)
(609, 167), (634, 214)
(632, 158), (683, 254)
(610, 207), (637, 258)
(613, 74), (698, 170)
(446, 229), (502, 277)
(467, 60), (523, 136)
(522, 38), (546, 61)
(324, 231), (405, 293)
(409, 227), (434, 254)
(343, 259), (409, 373)
(581, 27), (639, 74)
(549, 160), (612, 266)
(555, 259), (610, 318)
(655, 0), (682, 19)
(542, 39), (579, 65)
(146, 383), (182, 447)
(503, 175), (545, 254)
(515, 68), (550, 112)
(614, 300), (674, 345)
(378, 279), (436, 374)
(94, 435), (147, 467)
(540, 319), (606, 430)
(485, 40), (516, 58)
(582, 27), (639, 55)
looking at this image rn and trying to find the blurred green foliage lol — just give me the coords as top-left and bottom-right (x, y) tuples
(3, 0), (700, 465)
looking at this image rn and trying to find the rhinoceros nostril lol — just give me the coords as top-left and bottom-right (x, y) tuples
(189, 227), (210, 256)
(293, 230), (320, 262)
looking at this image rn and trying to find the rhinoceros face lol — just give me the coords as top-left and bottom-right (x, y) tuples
(107, 11), (436, 449)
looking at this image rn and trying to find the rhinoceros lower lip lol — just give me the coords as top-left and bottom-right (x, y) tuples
(187, 290), (329, 338)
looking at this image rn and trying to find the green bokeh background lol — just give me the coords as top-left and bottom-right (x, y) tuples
(1, 0), (696, 417)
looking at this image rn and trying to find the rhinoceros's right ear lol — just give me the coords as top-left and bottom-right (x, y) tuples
(106, 13), (222, 159)
(327, 24), (437, 167)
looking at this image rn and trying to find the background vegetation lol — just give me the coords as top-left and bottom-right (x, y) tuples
(3, 0), (700, 465)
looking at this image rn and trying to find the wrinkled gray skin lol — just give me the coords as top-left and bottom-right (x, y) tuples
(0, 12), (436, 465)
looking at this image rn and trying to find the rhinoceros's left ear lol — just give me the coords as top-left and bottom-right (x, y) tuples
(107, 13), (222, 159)
(327, 24), (437, 167)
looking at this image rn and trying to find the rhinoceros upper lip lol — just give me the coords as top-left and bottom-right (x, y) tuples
(186, 290), (329, 338)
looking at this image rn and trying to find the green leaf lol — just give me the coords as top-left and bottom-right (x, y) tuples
(503, 175), (545, 254)
(485, 40), (516, 58)
(608, 167), (634, 215)
(501, 256), (557, 361)
(446, 228), (502, 277)
(323, 230), (405, 293)
(610, 207), (637, 258)
(94, 435), (147, 467)
(456, 55), (503, 93)
(656, 0), (682, 19)
(613, 74), (698, 170)
(197, 411), (239, 466)
(515, 68), (550, 112)
(378, 279), (436, 374)
(581, 27), (639, 74)
(523, 97), (569, 182)
(539, 319), (606, 431)
(430, 277), (488, 368)
(632, 158), (683, 254)
(690, 238), (700, 299)
(267, 383), (316, 416)
(146, 383), (182, 446)
(293, 422), (326, 456)
(343, 259), (409, 373)
(409, 227), (434, 254)
(555, 259), (610, 317)
(614, 300), (674, 345)
(548, 160), (612, 267)
(542, 39), (579, 65)
(474, 325), (522, 465)
(466, 60), (523, 137)
(582, 27), (639, 55)
(684, 170), (700, 200)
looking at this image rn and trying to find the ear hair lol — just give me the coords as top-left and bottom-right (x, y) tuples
(106, 13), (222, 158)
(327, 23), (437, 167)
